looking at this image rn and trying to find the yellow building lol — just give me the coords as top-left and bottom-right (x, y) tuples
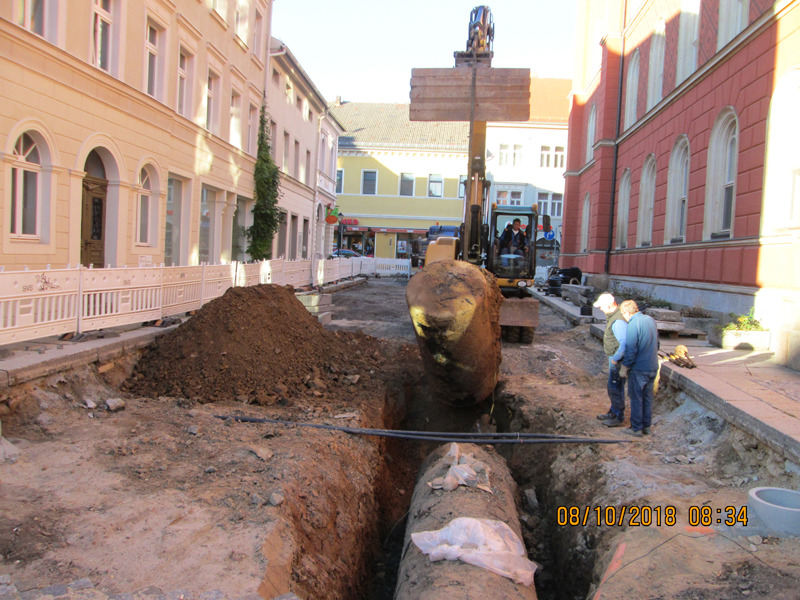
(330, 102), (468, 259)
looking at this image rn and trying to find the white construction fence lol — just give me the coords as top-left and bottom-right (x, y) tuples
(0, 257), (411, 346)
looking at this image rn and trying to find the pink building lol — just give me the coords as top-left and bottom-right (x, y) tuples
(565, 0), (800, 369)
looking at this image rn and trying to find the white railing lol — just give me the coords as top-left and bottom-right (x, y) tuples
(0, 257), (411, 346)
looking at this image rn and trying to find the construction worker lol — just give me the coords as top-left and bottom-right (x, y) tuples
(620, 300), (660, 437)
(593, 293), (627, 428)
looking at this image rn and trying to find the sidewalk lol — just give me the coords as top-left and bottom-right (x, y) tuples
(533, 290), (800, 466)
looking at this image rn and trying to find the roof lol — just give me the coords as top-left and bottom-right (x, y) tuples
(329, 102), (469, 152)
(529, 78), (572, 123)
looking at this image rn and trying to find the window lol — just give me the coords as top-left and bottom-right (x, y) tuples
(362, 170), (377, 195)
(666, 136), (690, 242)
(199, 186), (216, 264)
(282, 131), (290, 173)
(704, 108), (739, 239)
(165, 177), (183, 266)
(136, 168), (152, 245)
(551, 193), (563, 218)
(400, 173), (414, 196)
(459, 175), (467, 199)
(537, 192), (549, 214)
(676, 0), (700, 84)
(177, 49), (193, 117)
(428, 174), (443, 197)
(19, 0), (56, 41)
(638, 155), (656, 247)
(206, 70), (220, 133)
(294, 140), (300, 179)
(247, 103), (258, 154)
(497, 190), (509, 205)
(554, 147), (565, 169)
(718, 0), (749, 50)
(540, 146), (551, 168)
(336, 169), (343, 194)
(580, 192), (591, 253)
(304, 150), (311, 185)
(230, 90), (242, 148)
(624, 49), (640, 129)
(513, 145), (523, 167)
(508, 191), (522, 206)
(285, 80), (293, 104)
(586, 104), (597, 163)
(234, 0), (248, 42)
(253, 9), (264, 61)
(319, 137), (327, 175)
(145, 20), (164, 100)
(647, 19), (665, 110)
(93, 0), (113, 72)
(270, 120), (277, 159)
(10, 133), (41, 237)
(617, 169), (631, 248)
(499, 144), (510, 166)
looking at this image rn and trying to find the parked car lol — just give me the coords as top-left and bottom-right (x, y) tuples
(328, 249), (363, 259)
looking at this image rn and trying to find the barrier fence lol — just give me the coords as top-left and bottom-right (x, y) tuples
(0, 257), (411, 346)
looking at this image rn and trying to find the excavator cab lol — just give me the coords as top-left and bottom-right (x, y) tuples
(487, 204), (539, 295)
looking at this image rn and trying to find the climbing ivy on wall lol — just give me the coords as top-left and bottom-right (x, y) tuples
(247, 98), (281, 260)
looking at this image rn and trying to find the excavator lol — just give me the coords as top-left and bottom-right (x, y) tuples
(406, 5), (539, 405)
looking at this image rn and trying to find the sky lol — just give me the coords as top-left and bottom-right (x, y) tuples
(270, 0), (579, 104)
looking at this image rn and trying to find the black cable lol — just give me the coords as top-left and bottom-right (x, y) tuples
(213, 414), (628, 444)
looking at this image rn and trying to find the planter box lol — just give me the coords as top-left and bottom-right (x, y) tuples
(709, 329), (771, 350)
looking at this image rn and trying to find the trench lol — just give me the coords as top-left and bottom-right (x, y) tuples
(358, 378), (605, 600)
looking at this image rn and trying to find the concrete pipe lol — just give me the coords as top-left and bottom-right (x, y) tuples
(395, 442), (538, 599)
(406, 260), (503, 407)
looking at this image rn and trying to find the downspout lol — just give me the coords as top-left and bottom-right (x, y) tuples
(604, 0), (628, 274)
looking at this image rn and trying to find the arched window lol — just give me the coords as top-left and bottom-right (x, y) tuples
(676, 0), (700, 84)
(704, 108), (739, 239)
(718, 0), (749, 51)
(638, 154), (656, 247)
(624, 49), (640, 129)
(586, 103), (597, 163)
(617, 169), (631, 249)
(580, 192), (591, 253)
(10, 132), (42, 237)
(762, 68), (800, 232)
(647, 19), (666, 111)
(666, 136), (690, 243)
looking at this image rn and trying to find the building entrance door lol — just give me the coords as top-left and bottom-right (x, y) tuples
(81, 177), (107, 267)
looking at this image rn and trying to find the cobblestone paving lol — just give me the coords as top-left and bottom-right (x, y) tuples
(0, 577), (270, 600)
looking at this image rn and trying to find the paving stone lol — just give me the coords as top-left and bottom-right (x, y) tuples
(39, 586), (68, 598)
(197, 591), (224, 600)
(67, 582), (93, 592)
(0, 591), (21, 600)
(20, 590), (43, 600)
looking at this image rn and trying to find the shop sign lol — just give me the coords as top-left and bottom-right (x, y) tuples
(341, 218), (359, 225)
(325, 206), (339, 224)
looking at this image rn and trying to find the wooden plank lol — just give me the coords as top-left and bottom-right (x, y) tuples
(410, 67), (531, 122)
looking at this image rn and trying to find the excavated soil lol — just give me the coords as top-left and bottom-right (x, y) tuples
(125, 284), (392, 406)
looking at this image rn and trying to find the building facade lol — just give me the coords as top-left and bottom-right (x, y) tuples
(267, 38), (343, 261)
(565, 0), (800, 368)
(1, 1), (338, 270)
(330, 102), (469, 259)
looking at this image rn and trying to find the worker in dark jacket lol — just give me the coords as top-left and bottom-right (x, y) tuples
(593, 293), (627, 427)
(620, 300), (660, 437)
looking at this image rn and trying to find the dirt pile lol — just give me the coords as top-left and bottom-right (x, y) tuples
(125, 284), (391, 404)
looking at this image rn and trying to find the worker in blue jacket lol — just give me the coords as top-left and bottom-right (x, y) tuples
(619, 300), (660, 437)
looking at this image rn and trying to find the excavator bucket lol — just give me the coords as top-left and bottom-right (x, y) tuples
(499, 297), (539, 328)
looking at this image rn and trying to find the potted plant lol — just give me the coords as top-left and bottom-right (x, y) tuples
(709, 309), (771, 350)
